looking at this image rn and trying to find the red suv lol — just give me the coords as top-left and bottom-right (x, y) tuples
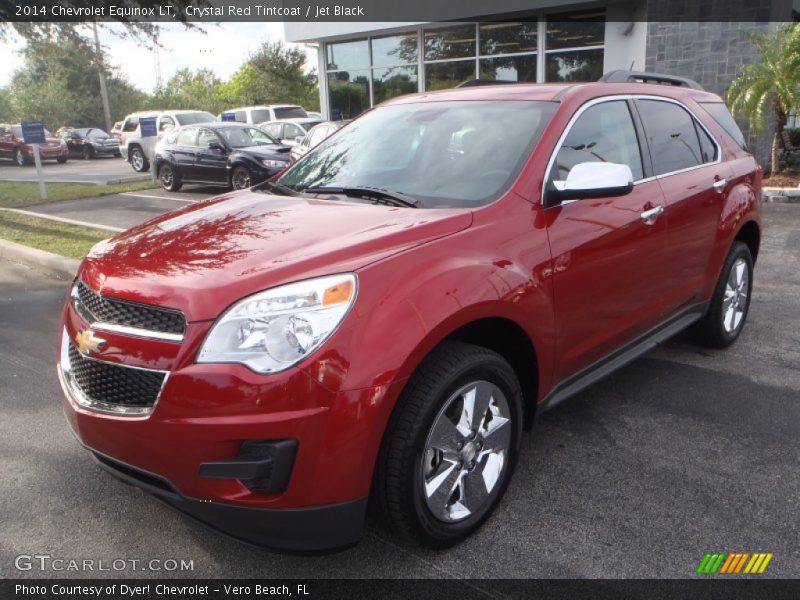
(57, 71), (761, 552)
(0, 124), (69, 165)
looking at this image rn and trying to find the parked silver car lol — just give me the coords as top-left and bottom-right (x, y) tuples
(119, 110), (215, 172)
(259, 118), (322, 146)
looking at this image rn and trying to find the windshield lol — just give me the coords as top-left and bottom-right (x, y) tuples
(274, 107), (308, 119)
(218, 126), (278, 148)
(174, 112), (216, 125)
(277, 100), (556, 208)
(87, 129), (109, 139)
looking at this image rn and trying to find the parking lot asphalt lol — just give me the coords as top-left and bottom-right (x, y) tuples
(24, 187), (221, 230)
(0, 203), (797, 582)
(0, 156), (147, 185)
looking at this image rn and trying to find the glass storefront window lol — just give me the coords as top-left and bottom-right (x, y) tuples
(545, 12), (605, 50)
(326, 40), (369, 71)
(479, 55), (537, 82)
(424, 60), (476, 91)
(372, 34), (418, 67)
(373, 66), (418, 104)
(479, 22), (538, 55)
(424, 25), (476, 61)
(327, 71), (370, 120)
(545, 48), (604, 82)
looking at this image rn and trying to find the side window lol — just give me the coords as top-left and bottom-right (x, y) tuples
(636, 100), (703, 175)
(159, 116), (175, 132)
(265, 123), (282, 138)
(553, 100), (644, 182)
(176, 127), (198, 146)
(122, 118), (139, 132)
(234, 111), (247, 123)
(285, 123), (304, 139)
(695, 122), (718, 164)
(198, 128), (219, 148)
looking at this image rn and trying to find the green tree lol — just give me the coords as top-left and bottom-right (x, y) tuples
(225, 41), (319, 110)
(728, 24), (800, 173)
(149, 68), (227, 114)
(7, 34), (145, 130)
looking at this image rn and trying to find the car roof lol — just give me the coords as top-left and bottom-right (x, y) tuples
(125, 109), (212, 118)
(383, 81), (722, 106)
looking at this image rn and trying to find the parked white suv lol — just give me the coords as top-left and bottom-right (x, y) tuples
(221, 105), (310, 125)
(120, 110), (215, 172)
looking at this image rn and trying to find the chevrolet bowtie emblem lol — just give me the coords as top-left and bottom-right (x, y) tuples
(75, 329), (106, 354)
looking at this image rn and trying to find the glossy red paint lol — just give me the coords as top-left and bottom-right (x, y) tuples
(57, 81), (761, 547)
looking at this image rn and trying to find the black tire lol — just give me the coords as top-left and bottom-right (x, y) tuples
(114, 152), (122, 158)
(373, 340), (523, 548)
(692, 241), (754, 348)
(129, 145), (149, 172)
(82, 145), (93, 160)
(230, 165), (252, 190)
(15, 149), (29, 166)
(57, 157), (68, 164)
(158, 163), (182, 192)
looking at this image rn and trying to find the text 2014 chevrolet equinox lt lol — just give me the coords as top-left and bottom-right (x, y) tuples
(57, 72), (761, 551)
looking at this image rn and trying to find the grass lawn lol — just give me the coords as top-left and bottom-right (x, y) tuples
(0, 211), (109, 260)
(0, 180), (156, 209)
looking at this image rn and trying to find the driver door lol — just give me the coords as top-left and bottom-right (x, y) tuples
(544, 99), (671, 382)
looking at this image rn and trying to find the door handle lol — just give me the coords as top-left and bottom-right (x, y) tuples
(640, 205), (664, 223)
(712, 178), (728, 193)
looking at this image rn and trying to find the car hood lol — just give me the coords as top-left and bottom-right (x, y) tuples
(80, 191), (472, 321)
(233, 144), (292, 159)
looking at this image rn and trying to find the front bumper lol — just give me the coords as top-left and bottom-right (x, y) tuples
(91, 448), (367, 552)
(57, 295), (390, 551)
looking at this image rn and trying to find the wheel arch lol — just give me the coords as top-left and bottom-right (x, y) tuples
(734, 219), (760, 264)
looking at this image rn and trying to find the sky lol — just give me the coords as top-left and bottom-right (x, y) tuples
(0, 22), (317, 93)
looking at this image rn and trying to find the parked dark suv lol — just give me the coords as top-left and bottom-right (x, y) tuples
(58, 72), (761, 552)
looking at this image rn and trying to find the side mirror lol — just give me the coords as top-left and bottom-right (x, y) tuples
(548, 162), (634, 205)
(208, 141), (223, 151)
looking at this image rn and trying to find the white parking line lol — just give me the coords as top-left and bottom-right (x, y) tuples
(119, 192), (199, 203)
(0, 207), (124, 232)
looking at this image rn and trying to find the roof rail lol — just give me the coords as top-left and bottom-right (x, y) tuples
(456, 79), (519, 88)
(599, 70), (704, 91)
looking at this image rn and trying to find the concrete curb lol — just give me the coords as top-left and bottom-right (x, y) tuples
(0, 239), (79, 280)
(1, 174), (150, 186)
(763, 188), (800, 204)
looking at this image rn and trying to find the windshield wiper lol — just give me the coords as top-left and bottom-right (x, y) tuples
(260, 180), (301, 197)
(303, 185), (420, 208)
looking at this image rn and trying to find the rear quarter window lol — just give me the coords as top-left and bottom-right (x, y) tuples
(122, 118), (139, 132)
(699, 102), (747, 150)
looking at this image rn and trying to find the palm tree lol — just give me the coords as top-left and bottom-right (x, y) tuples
(727, 24), (800, 174)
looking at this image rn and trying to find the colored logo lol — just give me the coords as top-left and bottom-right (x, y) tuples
(75, 329), (106, 354)
(697, 552), (773, 574)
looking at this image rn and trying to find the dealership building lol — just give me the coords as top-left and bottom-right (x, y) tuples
(285, 0), (797, 157)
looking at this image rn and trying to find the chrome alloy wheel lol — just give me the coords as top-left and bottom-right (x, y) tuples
(232, 167), (251, 190)
(160, 165), (174, 188)
(722, 257), (749, 334)
(131, 148), (144, 171)
(421, 380), (511, 523)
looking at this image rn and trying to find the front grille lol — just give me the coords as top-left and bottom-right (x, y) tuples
(75, 280), (186, 338)
(68, 343), (166, 409)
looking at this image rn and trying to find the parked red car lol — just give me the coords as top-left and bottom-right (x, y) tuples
(57, 71), (761, 552)
(0, 123), (69, 165)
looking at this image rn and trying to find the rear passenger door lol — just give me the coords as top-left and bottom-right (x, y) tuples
(173, 127), (199, 178)
(545, 99), (672, 382)
(634, 98), (731, 308)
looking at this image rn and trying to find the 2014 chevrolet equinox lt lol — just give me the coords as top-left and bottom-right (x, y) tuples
(57, 71), (761, 552)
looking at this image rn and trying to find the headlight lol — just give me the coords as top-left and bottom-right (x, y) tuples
(262, 159), (286, 168)
(197, 273), (357, 373)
